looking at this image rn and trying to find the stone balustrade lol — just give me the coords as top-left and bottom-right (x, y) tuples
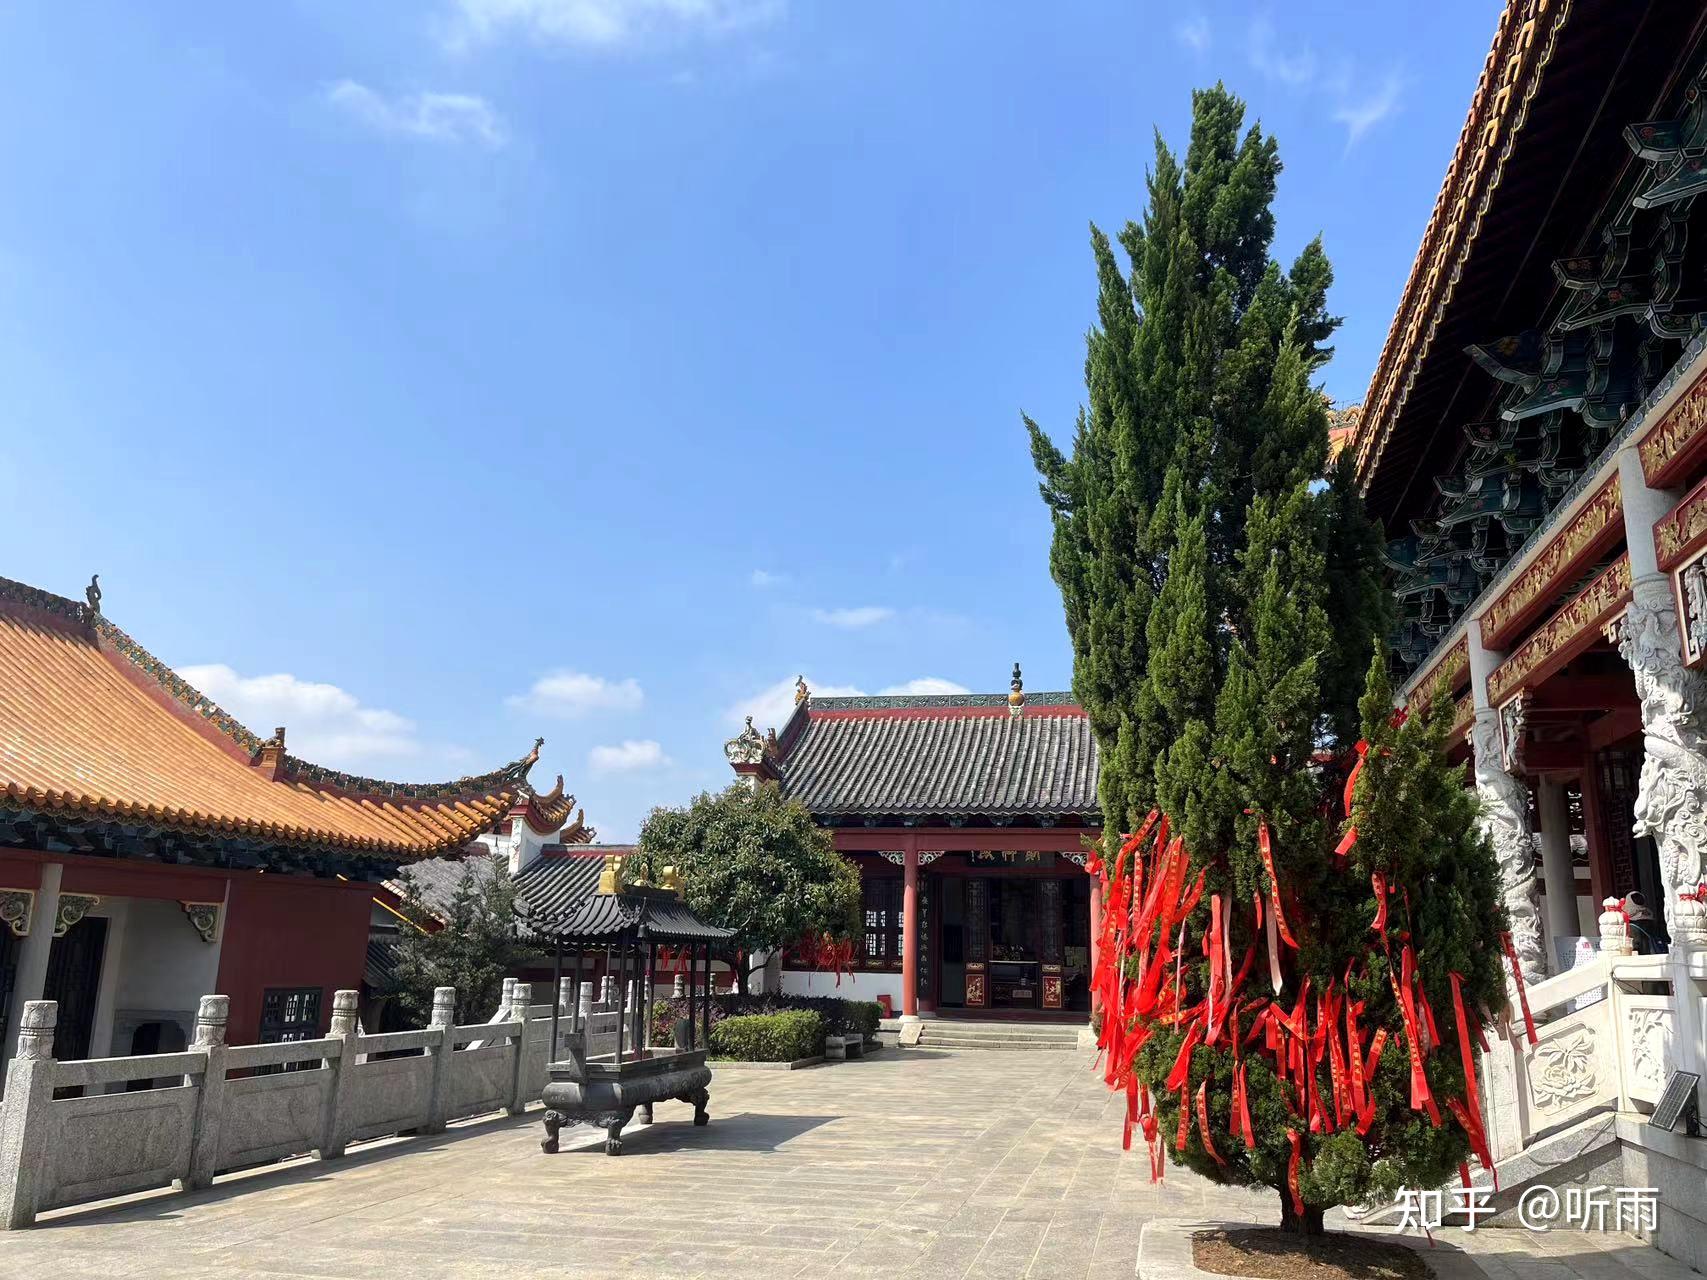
(0, 979), (618, 1229)
(1477, 899), (1695, 1167)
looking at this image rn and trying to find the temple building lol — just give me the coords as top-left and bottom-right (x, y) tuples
(1350, 0), (1707, 980)
(724, 668), (1100, 1020)
(1343, 2), (1707, 1254)
(0, 572), (547, 1068)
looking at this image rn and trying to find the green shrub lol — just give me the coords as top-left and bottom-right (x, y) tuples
(651, 994), (880, 1044)
(849, 1001), (881, 1039)
(709, 1010), (826, 1062)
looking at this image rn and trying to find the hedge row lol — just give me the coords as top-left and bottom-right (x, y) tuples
(708, 1010), (826, 1062)
(651, 993), (881, 1044)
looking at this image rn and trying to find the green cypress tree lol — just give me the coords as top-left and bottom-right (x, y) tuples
(1032, 86), (1505, 1235)
(1029, 84), (1353, 838)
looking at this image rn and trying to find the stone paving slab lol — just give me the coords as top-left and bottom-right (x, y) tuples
(0, 1048), (1687, 1279)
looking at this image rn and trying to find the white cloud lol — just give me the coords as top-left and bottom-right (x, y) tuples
(879, 678), (970, 697)
(506, 670), (644, 716)
(750, 568), (789, 588)
(727, 674), (970, 730)
(810, 606), (894, 629)
(325, 80), (507, 148)
(1331, 72), (1404, 145)
(443, 0), (784, 50)
(177, 664), (422, 765)
(1175, 15), (1210, 53)
(589, 739), (672, 772)
(1248, 17), (1315, 87)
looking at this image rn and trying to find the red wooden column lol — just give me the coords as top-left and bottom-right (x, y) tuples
(1088, 876), (1104, 1013)
(901, 838), (919, 1019)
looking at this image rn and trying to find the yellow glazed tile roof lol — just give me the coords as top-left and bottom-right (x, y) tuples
(0, 575), (538, 860)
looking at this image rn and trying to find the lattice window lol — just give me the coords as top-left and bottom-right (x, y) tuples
(861, 878), (903, 970)
(258, 986), (323, 1073)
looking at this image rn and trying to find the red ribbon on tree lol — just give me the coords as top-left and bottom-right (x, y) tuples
(1196, 1080), (1227, 1166)
(1257, 820), (1299, 950)
(1286, 1129), (1305, 1217)
(1500, 931), (1538, 1045)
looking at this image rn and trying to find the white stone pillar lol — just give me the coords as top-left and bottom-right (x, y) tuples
(1616, 444), (1707, 1120)
(1, 864), (61, 1066)
(1467, 619), (1547, 981)
(1613, 446), (1706, 941)
(1537, 777), (1583, 947)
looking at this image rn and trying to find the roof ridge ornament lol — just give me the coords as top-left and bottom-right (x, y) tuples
(795, 674), (810, 705)
(724, 715), (767, 766)
(1009, 662), (1025, 717)
(84, 574), (101, 618)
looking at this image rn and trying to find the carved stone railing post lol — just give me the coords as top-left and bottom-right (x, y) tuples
(422, 986), (456, 1135)
(0, 1001), (58, 1229)
(318, 989), (362, 1160)
(1599, 897), (1635, 956)
(507, 982), (533, 1116)
(185, 995), (230, 1191)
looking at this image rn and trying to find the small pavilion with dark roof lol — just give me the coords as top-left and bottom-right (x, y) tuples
(725, 665), (1103, 1021)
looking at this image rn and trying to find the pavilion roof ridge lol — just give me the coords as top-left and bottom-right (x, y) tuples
(808, 690), (1080, 712)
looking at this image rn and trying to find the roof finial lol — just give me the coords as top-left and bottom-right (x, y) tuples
(795, 674), (810, 706)
(1009, 662), (1025, 717)
(85, 574), (102, 617)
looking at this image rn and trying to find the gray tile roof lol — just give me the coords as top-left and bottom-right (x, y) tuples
(384, 847), (621, 929)
(513, 846), (623, 922)
(779, 696), (1100, 822)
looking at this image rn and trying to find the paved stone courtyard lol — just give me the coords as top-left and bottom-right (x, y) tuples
(3, 1047), (1692, 1279)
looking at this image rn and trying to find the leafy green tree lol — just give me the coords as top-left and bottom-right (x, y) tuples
(637, 783), (861, 991)
(389, 850), (525, 1025)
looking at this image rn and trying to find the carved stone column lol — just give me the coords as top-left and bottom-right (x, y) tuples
(1471, 708), (1547, 981)
(1468, 619), (1546, 982)
(1617, 573), (1707, 943)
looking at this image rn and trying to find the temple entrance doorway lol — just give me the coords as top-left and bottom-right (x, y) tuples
(936, 872), (1089, 1015)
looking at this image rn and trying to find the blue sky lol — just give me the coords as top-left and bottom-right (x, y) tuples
(1, 1), (1500, 840)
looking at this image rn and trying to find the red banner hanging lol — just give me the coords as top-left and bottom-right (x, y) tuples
(1500, 931), (1538, 1045)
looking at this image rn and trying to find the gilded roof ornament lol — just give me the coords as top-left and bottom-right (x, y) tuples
(795, 674), (810, 705)
(724, 715), (767, 766)
(1009, 662), (1025, 717)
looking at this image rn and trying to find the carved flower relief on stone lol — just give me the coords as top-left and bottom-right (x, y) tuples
(1627, 1008), (1673, 1091)
(1528, 1027), (1598, 1112)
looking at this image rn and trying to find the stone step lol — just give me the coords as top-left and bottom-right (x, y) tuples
(921, 1038), (1081, 1051)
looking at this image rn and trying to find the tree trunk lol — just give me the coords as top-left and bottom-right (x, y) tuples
(1279, 1195), (1324, 1237)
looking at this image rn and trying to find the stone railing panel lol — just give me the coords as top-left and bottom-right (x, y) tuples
(41, 1086), (198, 1211)
(446, 1046), (512, 1120)
(344, 1056), (434, 1144)
(220, 1071), (334, 1170)
(0, 985), (573, 1228)
(1516, 998), (1613, 1138)
(1619, 995), (1676, 1106)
